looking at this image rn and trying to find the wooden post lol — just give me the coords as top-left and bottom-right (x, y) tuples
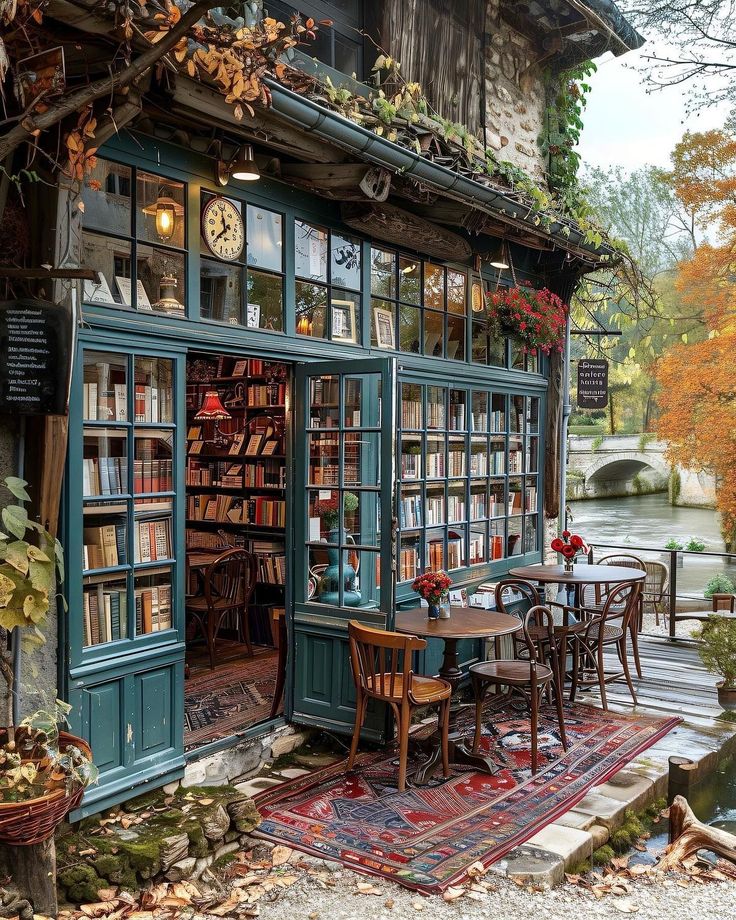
(0, 839), (57, 917)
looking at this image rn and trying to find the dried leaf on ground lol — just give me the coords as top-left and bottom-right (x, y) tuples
(271, 844), (292, 866)
(441, 887), (464, 902)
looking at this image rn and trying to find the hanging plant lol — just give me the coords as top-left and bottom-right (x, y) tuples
(487, 283), (568, 354)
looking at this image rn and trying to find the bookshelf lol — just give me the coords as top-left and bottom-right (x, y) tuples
(186, 354), (288, 640)
(81, 350), (176, 648)
(397, 382), (540, 582)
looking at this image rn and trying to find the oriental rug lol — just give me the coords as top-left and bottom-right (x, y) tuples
(184, 647), (279, 750)
(254, 701), (679, 892)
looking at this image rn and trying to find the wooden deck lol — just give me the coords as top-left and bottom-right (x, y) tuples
(593, 636), (722, 725)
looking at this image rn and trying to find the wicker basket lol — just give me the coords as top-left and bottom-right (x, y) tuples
(0, 730), (92, 845)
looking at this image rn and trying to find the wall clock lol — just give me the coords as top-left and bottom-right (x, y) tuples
(201, 196), (245, 261)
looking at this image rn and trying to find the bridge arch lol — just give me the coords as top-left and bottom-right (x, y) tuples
(584, 452), (670, 484)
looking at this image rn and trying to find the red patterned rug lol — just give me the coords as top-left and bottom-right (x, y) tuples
(254, 700), (679, 892)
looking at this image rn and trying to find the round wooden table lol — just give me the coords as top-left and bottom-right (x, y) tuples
(508, 562), (645, 588)
(395, 607), (521, 780)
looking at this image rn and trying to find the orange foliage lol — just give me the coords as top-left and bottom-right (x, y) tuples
(668, 130), (736, 231)
(655, 331), (736, 541)
(675, 244), (736, 331)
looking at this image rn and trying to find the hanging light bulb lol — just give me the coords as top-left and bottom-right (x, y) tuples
(230, 144), (260, 181)
(142, 192), (183, 242)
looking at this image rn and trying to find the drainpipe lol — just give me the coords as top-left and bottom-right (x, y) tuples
(559, 311), (572, 535)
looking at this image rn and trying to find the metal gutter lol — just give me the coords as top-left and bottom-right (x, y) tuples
(265, 80), (614, 263)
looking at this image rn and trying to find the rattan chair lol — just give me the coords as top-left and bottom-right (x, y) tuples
(643, 560), (669, 626)
(589, 553), (646, 678)
(347, 620), (451, 792)
(469, 605), (568, 774)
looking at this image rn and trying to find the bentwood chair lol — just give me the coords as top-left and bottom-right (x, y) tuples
(347, 620), (451, 792)
(469, 606), (568, 774)
(590, 553), (646, 678)
(570, 581), (641, 709)
(185, 548), (257, 669)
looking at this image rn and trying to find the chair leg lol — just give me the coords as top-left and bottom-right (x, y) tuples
(241, 609), (254, 658)
(629, 620), (643, 679)
(471, 676), (486, 754)
(347, 690), (366, 771)
(207, 614), (217, 670)
(397, 704), (410, 793)
(530, 685), (539, 774)
(621, 640), (638, 705)
(553, 676), (568, 751)
(596, 643), (608, 710)
(440, 699), (451, 779)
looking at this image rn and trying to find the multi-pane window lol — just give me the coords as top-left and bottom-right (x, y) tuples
(294, 220), (362, 344)
(200, 192), (285, 331)
(81, 159), (187, 315)
(266, 0), (364, 78)
(370, 248), (467, 360)
(471, 276), (540, 372)
(81, 350), (177, 649)
(397, 383), (540, 582)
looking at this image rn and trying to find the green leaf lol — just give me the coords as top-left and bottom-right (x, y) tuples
(4, 541), (30, 576)
(681, 333), (688, 343)
(4, 477), (30, 502)
(2, 505), (28, 540)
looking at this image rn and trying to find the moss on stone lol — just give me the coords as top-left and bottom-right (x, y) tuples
(212, 851), (238, 869)
(59, 865), (106, 903)
(182, 817), (209, 857)
(592, 844), (615, 865)
(118, 837), (162, 873)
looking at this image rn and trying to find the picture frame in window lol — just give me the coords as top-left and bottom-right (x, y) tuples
(331, 298), (357, 343)
(83, 273), (115, 305)
(373, 306), (395, 349)
(246, 303), (261, 329)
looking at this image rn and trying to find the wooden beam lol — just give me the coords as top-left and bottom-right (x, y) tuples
(0, 267), (98, 280)
(341, 201), (472, 261)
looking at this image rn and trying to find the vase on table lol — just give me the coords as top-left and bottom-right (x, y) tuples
(563, 557), (575, 573)
(318, 526), (361, 607)
(427, 602), (441, 620)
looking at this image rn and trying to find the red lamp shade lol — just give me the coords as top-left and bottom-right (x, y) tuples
(195, 390), (231, 421)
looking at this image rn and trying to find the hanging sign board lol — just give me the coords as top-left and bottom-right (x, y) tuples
(577, 358), (609, 409)
(0, 299), (72, 415)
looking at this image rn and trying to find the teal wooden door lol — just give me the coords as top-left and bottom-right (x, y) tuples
(291, 358), (396, 739)
(65, 338), (186, 815)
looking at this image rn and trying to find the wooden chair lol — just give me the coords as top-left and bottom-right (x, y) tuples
(469, 606), (568, 774)
(347, 620), (451, 792)
(591, 553), (646, 678)
(642, 560), (669, 626)
(185, 548), (257, 669)
(570, 581), (641, 709)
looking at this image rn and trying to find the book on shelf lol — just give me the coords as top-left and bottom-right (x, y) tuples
(426, 451), (445, 478)
(449, 402), (465, 431)
(469, 534), (485, 565)
(133, 457), (173, 493)
(447, 495), (466, 522)
(83, 382), (98, 420)
(134, 584), (173, 635)
(132, 517), (173, 563)
(427, 539), (444, 571)
(83, 584), (127, 646)
(83, 523), (126, 569)
(425, 494), (445, 527)
(399, 493), (422, 529)
(401, 453), (420, 481)
(491, 534), (504, 559)
(83, 456), (129, 496)
(447, 537), (463, 570)
(448, 450), (465, 477)
(401, 398), (422, 429)
(247, 383), (286, 407)
(399, 546), (419, 582)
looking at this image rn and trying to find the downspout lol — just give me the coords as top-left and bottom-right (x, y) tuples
(559, 312), (572, 534)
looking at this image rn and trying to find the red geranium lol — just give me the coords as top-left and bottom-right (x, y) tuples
(486, 286), (568, 354)
(550, 537), (564, 552)
(569, 534), (584, 549)
(412, 570), (452, 604)
(550, 530), (588, 564)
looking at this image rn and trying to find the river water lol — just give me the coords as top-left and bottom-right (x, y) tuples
(568, 493), (730, 598)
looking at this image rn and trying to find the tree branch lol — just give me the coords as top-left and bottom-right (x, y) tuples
(0, 0), (222, 162)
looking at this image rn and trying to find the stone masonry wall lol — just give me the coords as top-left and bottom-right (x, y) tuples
(484, 0), (548, 182)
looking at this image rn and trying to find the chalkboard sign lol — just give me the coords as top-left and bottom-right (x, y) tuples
(0, 299), (72, 416)
(577, 358), (608, 409)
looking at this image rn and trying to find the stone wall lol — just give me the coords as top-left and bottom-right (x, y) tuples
(484, 0), (548, 181)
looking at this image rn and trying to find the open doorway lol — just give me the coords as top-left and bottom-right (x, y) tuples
(183, 351), (289, 751)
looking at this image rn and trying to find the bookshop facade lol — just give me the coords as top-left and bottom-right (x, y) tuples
(65, 131), (560, 814)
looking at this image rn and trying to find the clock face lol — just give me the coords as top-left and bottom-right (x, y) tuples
(202, 196), (245, 261)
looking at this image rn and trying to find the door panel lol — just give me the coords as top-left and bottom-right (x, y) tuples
(135, 667), (174, 758)
(292, 358), (396, 737)
(81, 680), (124, 775)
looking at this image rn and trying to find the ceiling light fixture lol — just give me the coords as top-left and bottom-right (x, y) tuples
(217, 143), (260, 185)
(488, 240), (510, 270)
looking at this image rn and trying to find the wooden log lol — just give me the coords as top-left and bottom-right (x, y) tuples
(0, 838), (57, 917)
(341, 201), (471, 261)
(659, 794), (736, 870)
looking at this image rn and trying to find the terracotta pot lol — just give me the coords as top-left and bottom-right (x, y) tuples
(716, 682), (736, 711)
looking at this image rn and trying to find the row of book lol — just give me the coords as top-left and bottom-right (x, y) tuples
(83, 363), (173, 422)
(83, 456), (127, 496)
(82, 517), (173, 570)
(186, 459), (285, 489)
(186, 495), (286, 527)
(448, 451), (465, 477)
(246, 383), (286, 407)
(83, 586), (126, 645)
(447, 495), (466, 522)
(134, 459), (173, 493)
(258, 551), (286, 585)
(136, 585), (173, 634)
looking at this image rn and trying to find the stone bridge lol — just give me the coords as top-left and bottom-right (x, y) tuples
(567, 434), (671, 500)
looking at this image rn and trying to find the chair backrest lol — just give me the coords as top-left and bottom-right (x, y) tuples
(642, 559), (668, 608)
(712, 593), (736, 613)
(203, 548), (257, 611)
(495, 579), (539, 655)
(585, 554), (645, 606)
(517, 606), (560, 676)
(585, 580), (641, 633)
(348, 620), (426, 702)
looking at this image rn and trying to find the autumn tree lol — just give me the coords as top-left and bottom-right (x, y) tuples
(654, 126), (736, 546)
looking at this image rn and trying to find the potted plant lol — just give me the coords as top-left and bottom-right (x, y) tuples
(486, 283), (568, 354)
(551, 530), (588, 572)
(686, 537), (706, 552)
(0, 477), (96, 845)
(696, 617), (736, 710)
(704, 574), (735, 598)
(665, 537), (685, 567)
(412, 571), (452, 620)
(314, 492), (361, 607)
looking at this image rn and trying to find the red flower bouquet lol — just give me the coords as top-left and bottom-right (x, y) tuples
(487, 284), (568, 354)
(551, 530), (589, 570)
(412, 571), (452, 606)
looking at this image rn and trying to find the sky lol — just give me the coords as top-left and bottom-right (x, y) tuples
(577, 44), (730, 173)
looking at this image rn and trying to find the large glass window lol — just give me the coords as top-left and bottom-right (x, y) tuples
(397, 382), (540, 581)
(295, 220), (362, 344)
(81, 160), (187, 316)
(370, 248), (467, 360)
(200, 193), (285, 331)
(82, 350), (177, 649)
